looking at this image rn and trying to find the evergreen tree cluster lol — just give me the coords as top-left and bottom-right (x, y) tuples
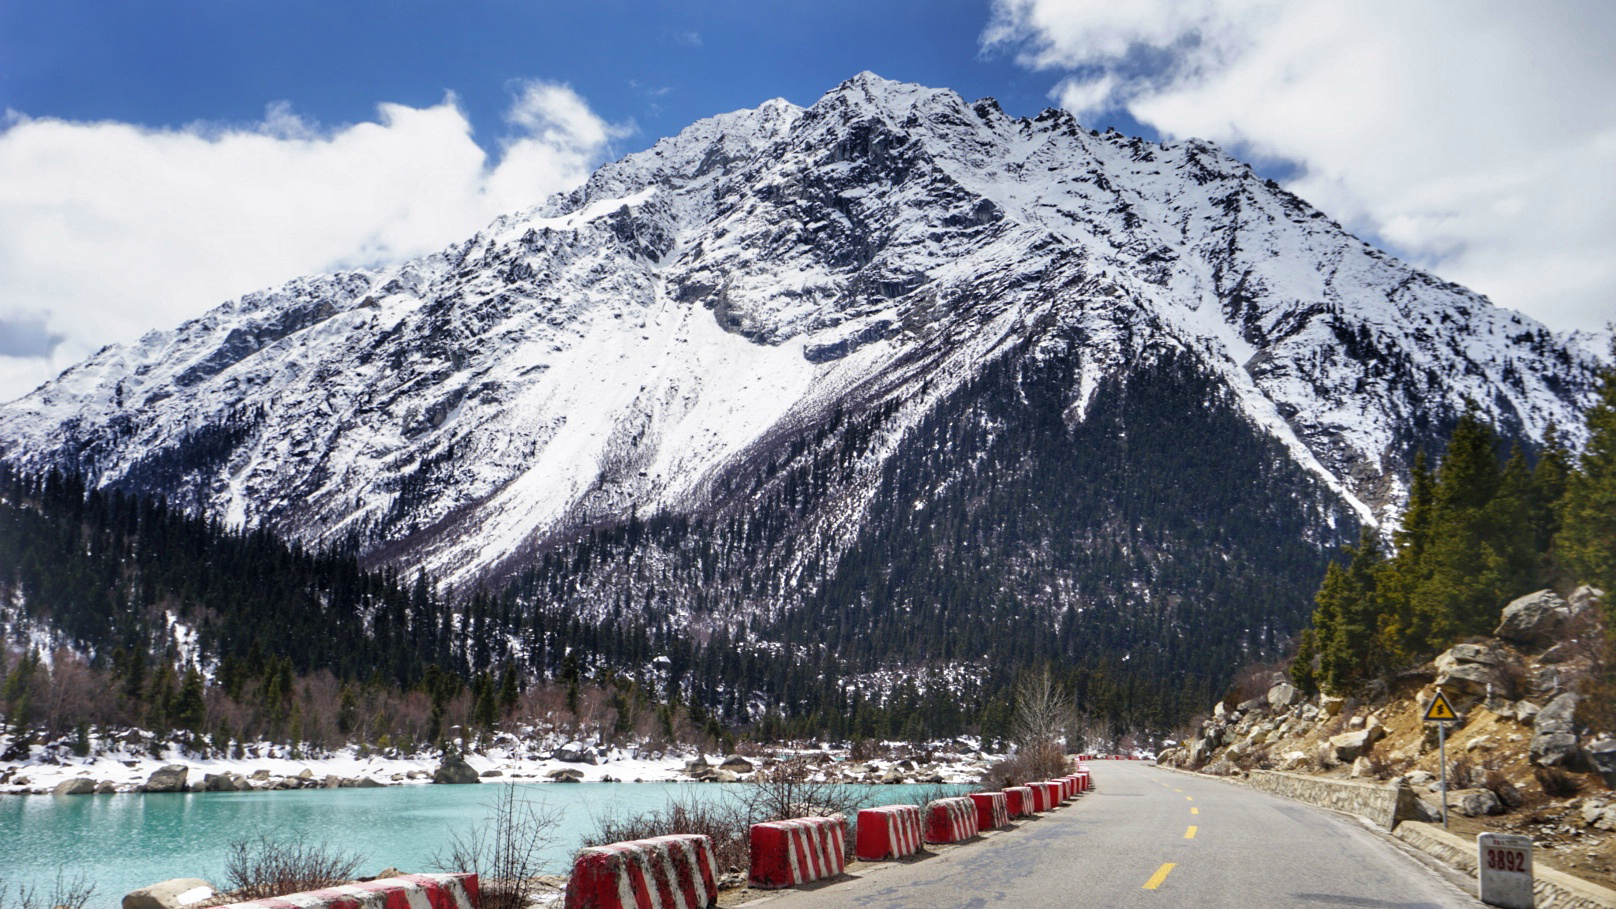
(1294, 345), (1616, 695)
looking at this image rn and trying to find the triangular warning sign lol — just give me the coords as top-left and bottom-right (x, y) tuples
(1423, 689), (1459, 722)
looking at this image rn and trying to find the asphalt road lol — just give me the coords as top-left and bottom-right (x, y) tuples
(755, 761), (1482, 909)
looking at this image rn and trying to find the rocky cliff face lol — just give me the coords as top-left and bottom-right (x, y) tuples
(0, 74), (1602, 698)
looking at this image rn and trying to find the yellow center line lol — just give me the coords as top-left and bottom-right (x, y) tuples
(1185, 796), (1194, 802)
(1190, 806), (1198, 815)
(1142, 862), (1177, 890)
(1173, 788), (1183, 792)
(1185, 825), (1197, 839)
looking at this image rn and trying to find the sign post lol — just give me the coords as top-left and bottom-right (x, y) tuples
(1477, 832), (1533, 908)
(1423, 688), (1459, 829)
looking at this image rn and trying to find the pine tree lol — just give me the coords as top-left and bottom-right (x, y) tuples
(1560, 344), (1616, 600)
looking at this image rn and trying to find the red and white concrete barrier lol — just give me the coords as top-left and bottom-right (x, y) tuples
(1029, 782), (1052, 813)
(924, 797), (980, 844)
(749, 817), (847, 890)
(1047, 780), (1067, 805)
(1004, 785), (1036, 818)
(969, 791), (1010, 831)
(564, 834), (718, 909)
(855, 805), (923, 862)
(228, 873), (478, 909)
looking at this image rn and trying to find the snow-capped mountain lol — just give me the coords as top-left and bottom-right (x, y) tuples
(0, 72), (1599, 641)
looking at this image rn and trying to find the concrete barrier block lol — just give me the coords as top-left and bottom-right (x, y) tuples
(1041, 781), (1064, 806)
(225, 873), (478, 909)
(564, 834), (717, 909)
(749, 817), (846, 889)
(924, 797), (979, 844)
(855, 805), (923, 861)
(969, 792), (1009, 830)
(1004, 786), (1036, 818)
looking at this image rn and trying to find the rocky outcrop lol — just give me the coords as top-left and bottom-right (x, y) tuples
(1495, 589), (1574, 647)
(53, 777), (96, 795)
(718, 755), (755, 774)
(1432, 643), (1507, 701)
(1531, 692), (1585, 768)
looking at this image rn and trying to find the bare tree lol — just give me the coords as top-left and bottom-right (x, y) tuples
(433, 785), (561, 909)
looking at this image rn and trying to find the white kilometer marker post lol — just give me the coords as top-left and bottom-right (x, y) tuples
(1477, 832), (1533, 909)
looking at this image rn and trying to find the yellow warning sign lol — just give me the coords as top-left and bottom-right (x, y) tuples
(1423, 689), (1459, 723)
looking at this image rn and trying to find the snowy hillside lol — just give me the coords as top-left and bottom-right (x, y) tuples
(0, 72), (1599, 612)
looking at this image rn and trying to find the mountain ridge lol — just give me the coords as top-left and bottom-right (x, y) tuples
(0, 75), (1601, 695)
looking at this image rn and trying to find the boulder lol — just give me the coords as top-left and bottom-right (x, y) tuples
(351, 776), (384, 788)
(1237, 697), (1267, 715)
(1448, 788), (1503, 817)
(553, 742), (599, 764)
(683, 756), (711, 774)
(96, 780), (117, 794)
(1279, 751), (1309, 771)
(53, 777), (97, 795)
(718, 754), (755, 773)
(1319, 694), (1346, 717)
(1567, 585), (1604, 616)
(1495, 589), (1573, 647)
(480, 769), (504, 777)
(1513, 700), (1540, 724)
(1585, 737), (1616, 787)
(432, 752), (481, 785)
(710, 769), (739, 783)
(122, 879), (217, 909)
(1267, 682), (1300, 710)
(1349, 757), (1374, 778)
(1330, 729), (1376, 764)
(1530, 692), (1583, 768)
(546, 768), (585, 782)
(203, 772), (242, 792)
(1434, 644), (1505, 700)
(143, 765), (188, 793)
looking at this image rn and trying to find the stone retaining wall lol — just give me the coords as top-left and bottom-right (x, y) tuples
(1244, 770), (1418, 830)
(1395, 822), (1616, 909)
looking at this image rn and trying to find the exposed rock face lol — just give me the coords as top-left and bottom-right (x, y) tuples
(143, 764), (188, 793)
(1494, 589), (1572, 647)
(122, 879), (216, 909)
(1530, 692), (1584, 768)
(432, 752), (481, 785)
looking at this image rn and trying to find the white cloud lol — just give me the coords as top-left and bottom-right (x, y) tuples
(985, 0), (1616, 335)
(0, 81), (626, 403)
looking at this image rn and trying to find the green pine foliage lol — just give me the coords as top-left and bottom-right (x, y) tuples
(1559, 343), (1616, 601)
(1298, 377), (1616, 694)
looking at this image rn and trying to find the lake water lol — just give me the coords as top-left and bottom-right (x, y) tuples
(1, 782), (967, 903)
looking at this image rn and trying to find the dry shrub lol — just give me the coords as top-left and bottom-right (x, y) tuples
(1535, 766), (1581, 798)
(0, 870), (94, 909)
(586, 796), (752, 874)
(433, 785), (560, 909)
(980, 741), (1066, 789)
(222, 833), (364, 901)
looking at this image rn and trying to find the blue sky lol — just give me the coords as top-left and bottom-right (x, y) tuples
(1, 1), (1612, 402)
(0, 1), (1149, 157)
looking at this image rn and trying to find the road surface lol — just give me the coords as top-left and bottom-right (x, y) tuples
(756, 761), (1480, 909)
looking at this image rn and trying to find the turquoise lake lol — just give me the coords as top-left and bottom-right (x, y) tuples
(2, 782), (967, 903)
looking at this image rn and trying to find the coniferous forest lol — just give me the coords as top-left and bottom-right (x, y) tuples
(1291, 346), (1616, 697)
